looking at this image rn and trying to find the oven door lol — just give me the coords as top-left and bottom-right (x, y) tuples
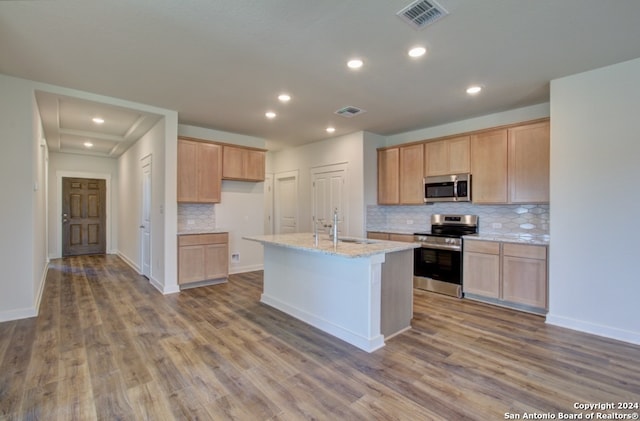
(413, 245), (462, 297)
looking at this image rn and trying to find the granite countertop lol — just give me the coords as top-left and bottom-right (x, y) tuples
(177, 228), (229, 235)
(243, 232), (419, 258)
(463, 233), (550, 246)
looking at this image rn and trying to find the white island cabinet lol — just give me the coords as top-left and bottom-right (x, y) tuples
(243, 233), (419, 353)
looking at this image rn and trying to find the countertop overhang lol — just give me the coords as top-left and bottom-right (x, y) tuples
(243, 232), (419, 258)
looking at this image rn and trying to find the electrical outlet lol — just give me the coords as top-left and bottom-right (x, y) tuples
(231, 253), (240, 262)
(492, 222), (502, 229)
(187, 219), (195, 225)
(406, 219), (414, 225)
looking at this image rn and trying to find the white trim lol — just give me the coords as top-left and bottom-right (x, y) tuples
(117, 251), (141, 273)
(310, 162), (349, 235)
(546, 314), (640, 346)
(0, 306), (38, 323)
(274, 170), (299, 234)
(140, 154), (152, 279)
(229, 263), (264, 274)
(0, 262), (50, 322)
(54, 171), (112, 259)
(33, 261), (49, 317)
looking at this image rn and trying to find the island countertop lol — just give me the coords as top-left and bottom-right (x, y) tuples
(243, 232), (419, 258)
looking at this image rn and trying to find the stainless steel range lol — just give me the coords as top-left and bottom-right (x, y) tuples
(413, 214), (479, 298)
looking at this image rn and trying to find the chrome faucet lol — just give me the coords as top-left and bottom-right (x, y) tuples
(329, 208), (339, 246)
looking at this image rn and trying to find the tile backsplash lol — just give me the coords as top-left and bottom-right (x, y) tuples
(178, 203), (216, 232)
(367, 203), (549, 235)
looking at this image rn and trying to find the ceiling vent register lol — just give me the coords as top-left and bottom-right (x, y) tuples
(397, 0), (449, 30)
(335, 106), (366, 118)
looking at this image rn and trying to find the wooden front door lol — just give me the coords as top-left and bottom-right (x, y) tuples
(62, 177), (106, 256)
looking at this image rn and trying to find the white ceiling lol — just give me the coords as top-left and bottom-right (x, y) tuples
(2, 0), (640, 152)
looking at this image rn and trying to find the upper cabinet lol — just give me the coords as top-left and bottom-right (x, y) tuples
(178, 138), (222, 203)
(399, 143), (425, 205)
(424, 136), (470, 176)
(375, 118), (549, 206)
(377, 147), (400, 205)
(377, 144), (424, 205)
(508, 121), (550, 204)
(470, 129), (509, 204)
(470, 120), (550, 204)
(222, 145), (266, 181)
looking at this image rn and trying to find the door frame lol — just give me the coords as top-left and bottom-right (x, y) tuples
(55, 170), (112, 259)
(140, 155), (152, 278)
(274, 170), (299, 234)
(310, 162), (349, 235)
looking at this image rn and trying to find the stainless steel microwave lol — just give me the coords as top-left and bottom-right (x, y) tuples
(424, 173), (471, 203)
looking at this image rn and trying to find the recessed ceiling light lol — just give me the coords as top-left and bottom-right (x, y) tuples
(92, 117), (104, 124)
(265, 111), (276, 119)
(408, 46), (426, 58)
(347, 59), (363, 69)
(466, 86), (482, 95)
(84, 141), (94, 148)
(278, 94), (291, 102)
(326, 127), (336, 133)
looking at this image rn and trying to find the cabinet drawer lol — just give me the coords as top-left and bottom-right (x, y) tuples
(503, 243), (546, 260)
(367, 232), (390, 240)
(464, 240), (500, 254)
(389, 233), (414, 243)
(178, 233), (228, 246)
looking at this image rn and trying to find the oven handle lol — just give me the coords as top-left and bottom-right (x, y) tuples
(419, 243), (461, 252)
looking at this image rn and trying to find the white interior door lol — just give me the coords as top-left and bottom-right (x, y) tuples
(312, 164), (348, 235)
(141, 156), (152, 278)
(275, 171), (298, 234)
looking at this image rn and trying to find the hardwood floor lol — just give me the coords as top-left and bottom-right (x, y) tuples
(1, 254), (638, 420)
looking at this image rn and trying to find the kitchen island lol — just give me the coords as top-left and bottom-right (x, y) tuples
(243, 233), (419, 352)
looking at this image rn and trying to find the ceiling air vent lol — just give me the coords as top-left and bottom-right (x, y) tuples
(335, 106), (366, 118)
(397, 0), (449, 30)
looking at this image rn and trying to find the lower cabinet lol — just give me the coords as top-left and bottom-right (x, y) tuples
(178, 233), (229, 286)
(367, 232), (415, 242)
(463, 239), (548, 313)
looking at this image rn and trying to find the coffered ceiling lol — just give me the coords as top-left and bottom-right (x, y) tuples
(35, 91), (162, 157)
(2, 1), (640, 152)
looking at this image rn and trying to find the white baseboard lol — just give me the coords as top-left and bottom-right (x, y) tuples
(229, 264), (264, 274)
(117, 251), (141, 273)
(0, 306), (38, 323)
(0, 262), (49, 323)
(546, 314), (640, 346)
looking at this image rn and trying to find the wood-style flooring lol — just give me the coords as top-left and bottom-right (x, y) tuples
(1, 254), (638, 420)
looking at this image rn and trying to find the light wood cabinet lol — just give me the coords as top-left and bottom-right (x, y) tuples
(502, 243), (547, 309)
(463, 239), (548, 313)
(424, 136), (470, 176)
(399, 144), (425, 204)
(377, 148), (400, 204)
(367, 232), (415, 243)
(222, 145), (265, 181)
(178, 233), (228, 285)
(508, 121), (550, 203)
(463, 240), (501, 298)
(470, 129), (508, 203)
(177, 138), (222, 203)
(378, 144), (424, 205)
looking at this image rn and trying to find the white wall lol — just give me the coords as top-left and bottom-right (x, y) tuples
(47, 153), (119, 258)
(0, 74), (48, 321)
(117, 119), (170, 291)
(547, 58), (640, 344)
(386, 103), (550, 146)
(269, 131), (367, 236)
(363, 132), (386, 207)
(178, 124), (266, 274)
